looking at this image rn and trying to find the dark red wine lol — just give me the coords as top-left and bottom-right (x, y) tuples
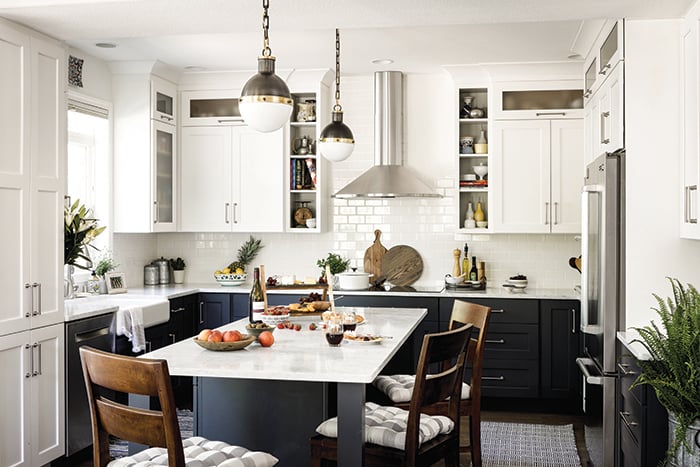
(343, 323), (357, 332)
(325, 333), (343, 346)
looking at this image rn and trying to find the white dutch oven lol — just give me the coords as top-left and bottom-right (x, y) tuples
(336, 271), (373, 290)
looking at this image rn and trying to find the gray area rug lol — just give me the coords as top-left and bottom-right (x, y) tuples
(482, 421), (581, 466)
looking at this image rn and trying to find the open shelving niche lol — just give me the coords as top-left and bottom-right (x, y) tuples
(285, 69), (333, 233)
(457, 86), (491, 233)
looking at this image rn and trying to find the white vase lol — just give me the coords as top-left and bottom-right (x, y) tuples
(173, 270), (185, 284)
(99, 277), (108, 294)
(64, 265), (75, 299)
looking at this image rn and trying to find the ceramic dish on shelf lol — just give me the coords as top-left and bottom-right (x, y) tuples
(193, 335), (255, 351)
(214, 273), (247, 286)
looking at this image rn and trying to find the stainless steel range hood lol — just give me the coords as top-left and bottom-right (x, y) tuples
(332, 71), (441, 199)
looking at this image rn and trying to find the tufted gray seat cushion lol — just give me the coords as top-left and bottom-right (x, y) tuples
(106, 436), (278, 467)
(373, 374), (471, 404)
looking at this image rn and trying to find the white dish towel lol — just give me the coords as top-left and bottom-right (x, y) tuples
(115, 307), (146, 353)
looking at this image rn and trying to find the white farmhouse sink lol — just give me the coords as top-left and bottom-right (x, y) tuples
(65, 294), (170, 327)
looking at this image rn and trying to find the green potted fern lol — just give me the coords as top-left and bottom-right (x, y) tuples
(631, 278), (700, 465)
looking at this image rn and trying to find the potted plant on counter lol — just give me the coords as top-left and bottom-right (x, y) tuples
(632, 278), (700, 465)
(94, 252), (118, 294)
(64, 199), (105, 298)
(170, 257), (186, 284)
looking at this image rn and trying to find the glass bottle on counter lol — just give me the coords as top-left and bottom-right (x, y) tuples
(469, 256), (479, 282)
(462, 243), (469, 276)
(249, 267), (265, 323)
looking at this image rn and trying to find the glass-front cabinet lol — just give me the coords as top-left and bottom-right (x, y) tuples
(153, 121), (175, 226)
(180, 90), (242, 126)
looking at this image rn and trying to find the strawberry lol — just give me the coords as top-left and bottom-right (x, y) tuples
(277, 322), (284, 329)
(294, 324), (301, 331)
(309, 323), (317, 330)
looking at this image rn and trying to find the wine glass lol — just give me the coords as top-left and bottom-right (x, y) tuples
(342, 310), (357, 332)
(325, 314), (344, 346)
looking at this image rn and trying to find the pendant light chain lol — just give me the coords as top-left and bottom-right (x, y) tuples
(262, 0), (271, 57)
(333, 28), (342, 112)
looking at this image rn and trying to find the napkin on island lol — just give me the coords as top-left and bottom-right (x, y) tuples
(115, 307), (146, 353)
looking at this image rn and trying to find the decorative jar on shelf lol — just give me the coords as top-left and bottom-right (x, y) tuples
(460, 96), (473, 119)
(464, 202), (476, 229)
(475, 129), (488, 154)
(474, 201), (485, 222)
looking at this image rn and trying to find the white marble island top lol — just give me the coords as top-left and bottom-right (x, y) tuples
(143, 307), (427, 384)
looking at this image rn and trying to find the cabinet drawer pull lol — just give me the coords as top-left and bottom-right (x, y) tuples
(545, 202), (550, 225)
(600, 111), (610, 144)
(483, 375), (505, 381)
(171, 307), (186, 314)
(619, 411), (639, 428)
(159, 115), (174, 122)
(535, 112), (566, 117)
(599, 63), (612, 75)
(225, 203), (230, 223)
(153, 201), (158, 223)
(571, 308), (576, 333)
(199, 301), (204, 325)
(689, 185), (698, 224)
(553, 202), (559, 225)
(485, 338), (505, 344)
(583, 89), (592, 98)
(233, 203), (239, 224)
(490, 309), (504, 313)
(169, 333), (176, 344)
(33, 283), (41, 315)
(24, 283), (32, 317)
(32, 342), (41, 376)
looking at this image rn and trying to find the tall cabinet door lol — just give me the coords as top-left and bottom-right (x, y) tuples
(0, 331), (31, 466)
(551, 119), (584, 233)
(492, 120), (551, 233)
(30, 324), (64, 465)
(681, 19), (700, 238)
(180, 126), (232, 232)
(151, 120), (177, 232)
(0, 23), (31, 336)
(29, 36), (64, 329)
(232, 126), (284, 232)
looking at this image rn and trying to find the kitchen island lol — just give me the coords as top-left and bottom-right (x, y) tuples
(140, 306), (427, 467)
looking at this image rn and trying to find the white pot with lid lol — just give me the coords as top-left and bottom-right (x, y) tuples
(336, 270), (373, 290)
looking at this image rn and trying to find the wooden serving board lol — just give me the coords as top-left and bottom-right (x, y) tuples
(363, 229), (387, 278)
(381, 245), (423, 286)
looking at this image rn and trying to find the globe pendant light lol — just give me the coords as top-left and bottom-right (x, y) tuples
(319, 29), (355, 162)
(239, 0), (293, 133)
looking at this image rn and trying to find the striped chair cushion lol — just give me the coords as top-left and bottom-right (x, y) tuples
(107, 436), (278, 467)
(373, 374), (471, 403)
(315, 402), (454, 450)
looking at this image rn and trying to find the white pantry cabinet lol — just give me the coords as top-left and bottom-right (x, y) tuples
(113, 70), (178, 232)
(680, 17), (700, 238)
(491, 119), (583, 233)
(583, 62), (624, 167)
(0, 20), (65, 338)
(0, 323), (65, 467)
(180, 125), (284, 232)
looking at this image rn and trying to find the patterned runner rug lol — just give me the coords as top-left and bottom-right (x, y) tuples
(481, 421), (581, 466)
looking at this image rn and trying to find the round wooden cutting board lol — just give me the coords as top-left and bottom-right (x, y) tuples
(363, 229), (387, 278)
(382, 245), (423, 286)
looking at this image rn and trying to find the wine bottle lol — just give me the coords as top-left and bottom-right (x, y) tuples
(469, 256), (478, 282)
(249, 267), (265, 323)
(462, 243), (469, 276)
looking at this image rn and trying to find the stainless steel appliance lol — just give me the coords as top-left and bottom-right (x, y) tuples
(577, 149), (625, 466)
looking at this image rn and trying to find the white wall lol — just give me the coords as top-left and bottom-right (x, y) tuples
(113, 72), (580, 289)
(624, 19), (700, 329)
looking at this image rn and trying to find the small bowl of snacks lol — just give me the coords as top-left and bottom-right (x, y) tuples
(444, 274), (465, 286)
(214, 273), (247, 287)
(260, 306), (290, 326)
(506, 274), (528, 288)
(245, 322), (276, 340)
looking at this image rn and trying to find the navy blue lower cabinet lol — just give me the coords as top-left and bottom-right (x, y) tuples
(196, 293), (232, 331)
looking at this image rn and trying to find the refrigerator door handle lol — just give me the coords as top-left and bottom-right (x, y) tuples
(581, 186), (602, 332)
(576, 357), (604, 385)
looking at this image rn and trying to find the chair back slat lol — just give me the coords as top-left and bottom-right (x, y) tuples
(80, 346), (185, 467)
(405, 324), (472, 457)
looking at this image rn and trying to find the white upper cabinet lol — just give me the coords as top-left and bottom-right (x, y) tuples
(583, 20), (624, 102)
(113, 67), (178, 232)
(492, 80), (583, 120)
(180, 125), (284, 232)
(181, 89), (242, 126)
(491, 119), (583, 233)
(0, 21), (64, 338)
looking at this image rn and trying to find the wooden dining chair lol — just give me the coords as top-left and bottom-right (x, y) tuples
(309, 324), (472, 467)
(79, 346), (278, 467)
(372, 300), (491, 466)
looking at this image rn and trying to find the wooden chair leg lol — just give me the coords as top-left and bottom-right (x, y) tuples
(470, 413), (482, 467)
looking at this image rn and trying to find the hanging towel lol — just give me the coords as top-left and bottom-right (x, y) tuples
(115, 307), (146, 353)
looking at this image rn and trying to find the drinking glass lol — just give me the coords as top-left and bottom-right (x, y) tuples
(342, 310), (357, 332)
(325, 315), (344, 346)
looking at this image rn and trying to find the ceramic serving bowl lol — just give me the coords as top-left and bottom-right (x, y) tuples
(444, 274), (465, 285)
(214, 273), (247, 286)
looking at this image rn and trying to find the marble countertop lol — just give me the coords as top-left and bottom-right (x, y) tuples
(125, 282), (580, 300)
(64, 283), (579, 322)
(142, 307), (427, 384)
(617, 330), (653, 361)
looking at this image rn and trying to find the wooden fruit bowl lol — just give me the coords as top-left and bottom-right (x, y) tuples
(193, 334), (255, 351)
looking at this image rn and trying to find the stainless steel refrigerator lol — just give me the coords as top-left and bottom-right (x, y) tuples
(576, 149), (625, 466)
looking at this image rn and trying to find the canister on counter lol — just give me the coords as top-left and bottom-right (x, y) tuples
(144, 264), (159, 285)
(155, 257), (170, 284)
(477, 261), (485, 281)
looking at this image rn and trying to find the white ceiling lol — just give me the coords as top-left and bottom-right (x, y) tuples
(0, 0), (694, 75)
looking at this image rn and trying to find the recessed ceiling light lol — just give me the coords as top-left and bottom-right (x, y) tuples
(184, 66), (207, 72)
(371, 58), (394, 65)
(95, 42), (117, 48)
